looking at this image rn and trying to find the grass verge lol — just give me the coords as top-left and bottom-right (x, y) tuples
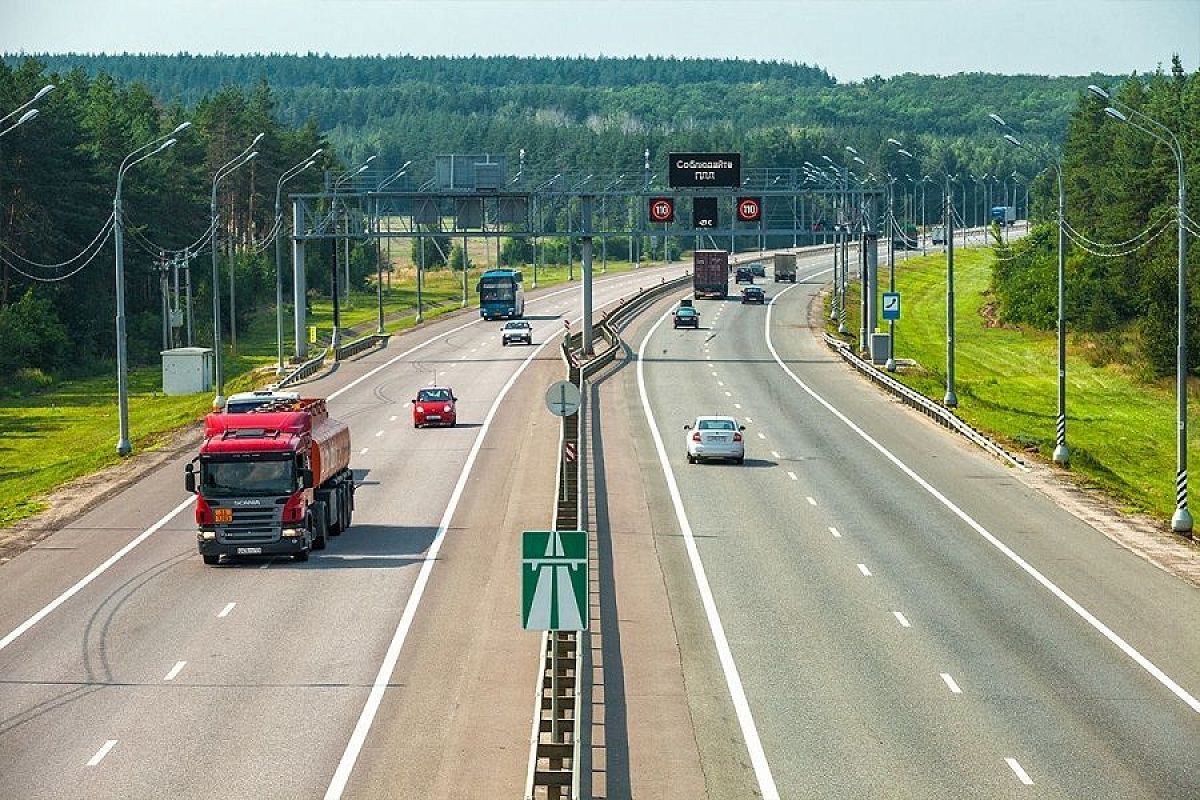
(830, 247), (1199, 521)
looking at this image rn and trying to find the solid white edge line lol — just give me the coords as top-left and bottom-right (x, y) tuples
(0, 495), (196, 653)
(940, 672), (962, 694)
(806, 497), (817, 506)
(87, 739), (117, 766)
(218, 602), (236, 618)
(164, 660), (187, 681)
(765, 273), (1200, 715)
(637, 307), (780, 800)
(829, 527), (842, 538)
(857, 563), (872, 577)
(787, 472), (798, 481)
(1005, 757), (1034, 785)
(893, 611), (911, 628)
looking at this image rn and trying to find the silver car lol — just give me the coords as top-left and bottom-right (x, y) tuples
(684, 416), (745, 464)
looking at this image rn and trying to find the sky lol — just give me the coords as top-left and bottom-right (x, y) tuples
(1, 0), (1197, 81)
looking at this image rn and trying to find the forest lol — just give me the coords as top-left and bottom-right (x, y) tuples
(0, 51), (1193, 386)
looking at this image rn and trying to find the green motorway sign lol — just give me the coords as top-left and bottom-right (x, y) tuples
(522, 530), (589, 631)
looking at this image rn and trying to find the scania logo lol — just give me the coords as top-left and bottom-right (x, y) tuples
(233, 499), (262, 506)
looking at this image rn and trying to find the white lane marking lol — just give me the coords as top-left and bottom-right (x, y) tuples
(734, 403), (742, 410)
(893, 611), (911, 627)
(0, 495), (195, 653)
(164, 661), (187, 681)
(389, 415), (397, 422)
(218, 602), (236, 618)
(325, 327), (569, 800)
(764, 275), (1200, 715)
(375, 430), (383, 438)
(771, 450), (780, 459)
(787, 471), (798, 481)
(745, 417), (753, 424)
(636, 308), (780, 800)
(940, 672), (962, 694)
(717, 381), (725, 387)
(711, 371), (718, 377)
(87, 740), (117, 766)
(1006, 757), (1034, 785)
(459, 354), (467, 360)
(724, 391), (732, 397)
(705, 355), (712, 360)
(756, 432), (765, 439)
(360, 448), (369, 455)
(806, 496), (817, 506)
(829, 526), (841, 538)
(857, 563), (872, 577)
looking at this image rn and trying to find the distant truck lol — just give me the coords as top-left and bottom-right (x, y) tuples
(186, 397), (354, 565)
(693, 250), (729, 299)
(773, 253), (797, 283)
(990, 206), (1016, 226)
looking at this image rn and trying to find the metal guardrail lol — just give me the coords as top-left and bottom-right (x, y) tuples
(273, 349), (327, 389)
(334, 332), (389, 361)
(822, 332), (1028, 471)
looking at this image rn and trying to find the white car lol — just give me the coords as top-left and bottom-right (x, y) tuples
(684, 416), (745, 464)
(501, 320), (533, 345)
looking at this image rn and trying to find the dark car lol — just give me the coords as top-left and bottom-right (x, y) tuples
(748, 262), (766, 278)
(672, 306), (700, 329)
(735, 267), (754, 285)
(500, 320), (533, 346)
(741, 286), (766, 305)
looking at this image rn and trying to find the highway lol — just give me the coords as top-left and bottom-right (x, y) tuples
(0, 262), (687, 800)
(616, 247), (1200, 797)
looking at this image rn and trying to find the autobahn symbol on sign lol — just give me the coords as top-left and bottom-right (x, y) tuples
(522, 530), (589, 630)
(545, 380), (581, 417)
(649, 197), (675, 223)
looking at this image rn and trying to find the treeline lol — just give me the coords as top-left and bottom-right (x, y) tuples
(0, 59), (374, 385)
(991, 56), (1200, 378)
(14, 53), (1110, 205)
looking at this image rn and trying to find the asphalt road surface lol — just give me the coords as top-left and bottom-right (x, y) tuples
(0, 262), (688, 800)
(624, 249), (1200, 798)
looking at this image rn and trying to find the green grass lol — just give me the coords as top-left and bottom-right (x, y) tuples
(0, 256), (657, 528)
(831, 247), (1200, 520)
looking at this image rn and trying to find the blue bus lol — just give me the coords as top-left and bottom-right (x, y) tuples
(477, 269), (525, 319)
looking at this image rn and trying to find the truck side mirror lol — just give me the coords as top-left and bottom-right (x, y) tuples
(300, 469), (314, 489)
(683, 424), (692, 430)
(739, 425), (746, 431)
(184, 462), (196, 494)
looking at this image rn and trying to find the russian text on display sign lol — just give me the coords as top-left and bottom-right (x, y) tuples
(669, 152), (742, 188)
(737, 196), (762, 222)
(649, 197), (675, 223)
(692, 197), (719, 229)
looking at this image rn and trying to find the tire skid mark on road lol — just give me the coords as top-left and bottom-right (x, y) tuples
(764, 276), (1200, 717)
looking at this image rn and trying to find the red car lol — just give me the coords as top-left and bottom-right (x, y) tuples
(412, 386), (457, 428)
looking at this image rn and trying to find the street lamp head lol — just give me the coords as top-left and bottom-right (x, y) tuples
(401, 159), (412, 169)
(251, 132), (265, 147)
(246, 150), (259, 163)
(155, 138), (178, 154)
(304, 159), (317, 170)
(852, 156), (865, 166)
(170, 121), (192, 135)
(33, 84), (55, 102)
(988, 113), (1007, 128)
(308, 148), (324, 160)
(1003, 133), (1023, 148)
(821, 154), (835, 165)
(16, 108), (38, 125)
(845, 145), (859, 155)
(1087, 84), (1110, 100)
(897, 148), (914, 159)
(363, 154), (377, 166)
(1104, 107), (1128, 122)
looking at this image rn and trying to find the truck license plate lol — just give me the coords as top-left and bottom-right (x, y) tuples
(236, 547), (263, 555)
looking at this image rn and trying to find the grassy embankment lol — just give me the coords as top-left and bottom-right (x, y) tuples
(832, 246), (1199, 521)
(0, 251), (648, 528)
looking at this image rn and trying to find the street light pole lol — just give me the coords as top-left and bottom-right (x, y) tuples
(210, 134), (262, 410)
(274, 149), (321, 374)
(995, 113), (1070, 465)
(944, 174), (957, 407)
(112, 123), (188, 455)
(1091, 86), (1191, 533)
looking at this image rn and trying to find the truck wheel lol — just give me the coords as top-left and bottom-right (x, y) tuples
(311, 502), (329, 547)
(293, 549), (309, 562)
(202, 554), (219, 565)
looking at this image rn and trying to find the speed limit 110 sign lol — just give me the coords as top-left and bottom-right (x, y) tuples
(737, 197), (762, 222)
(649, 197), (675, 223)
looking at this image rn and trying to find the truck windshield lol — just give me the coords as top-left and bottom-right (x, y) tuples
(201, 458), (294, 496)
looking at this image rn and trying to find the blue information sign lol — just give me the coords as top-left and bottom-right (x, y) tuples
(882, 292), (901, 321)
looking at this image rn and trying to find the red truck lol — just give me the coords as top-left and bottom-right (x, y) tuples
(185, 397), (354, 564)
(693, 250), (729, 299)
